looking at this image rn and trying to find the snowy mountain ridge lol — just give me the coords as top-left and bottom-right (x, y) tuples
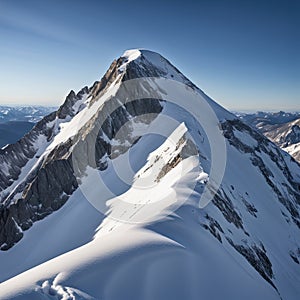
(0, 49), (300, 300)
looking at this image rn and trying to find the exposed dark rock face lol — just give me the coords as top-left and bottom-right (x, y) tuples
(0, 87), (88, 250)
(0, 111), (55, 194)
(285, 124), (300, 146)
(201, 118), (300, 291)
(57, 87), (88, 119)
(226, 237), (275, 289)
(241, 197), (258, 217)
(289, 250), (300, 264)
(202, 190), (276, 288)
(201, 214), (224, 243)
(73, 98), (163, 174)
(0, 52), (166, 250)
(221, 119), (300, 228)
(212, 189), (244, 230)
(89, 59), (121, 104)
(0, 158), (77, 250)
(0, 87), (88, 198)
(155, 136), (198, 183)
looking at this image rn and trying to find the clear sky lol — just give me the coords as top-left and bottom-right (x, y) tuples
(0, 0), (299, 111)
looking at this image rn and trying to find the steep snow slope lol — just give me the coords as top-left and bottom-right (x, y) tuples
(0, 49), (300, 300)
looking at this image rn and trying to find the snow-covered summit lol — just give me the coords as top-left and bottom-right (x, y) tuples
(121, 48), (142, 61)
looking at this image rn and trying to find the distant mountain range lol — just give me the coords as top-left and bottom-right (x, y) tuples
(237, 111), (300, 162)
(0, 106), (56, 148)
(0, 106), (56, 123)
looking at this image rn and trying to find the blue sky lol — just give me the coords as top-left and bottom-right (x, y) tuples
(0, 0), (299, 111)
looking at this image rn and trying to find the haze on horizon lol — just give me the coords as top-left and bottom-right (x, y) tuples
(0, 0), (299, 111)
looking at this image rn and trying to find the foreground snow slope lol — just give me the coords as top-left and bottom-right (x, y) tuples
(0, 49), (300, 300)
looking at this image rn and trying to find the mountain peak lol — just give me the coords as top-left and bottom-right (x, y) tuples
(121, 48), (142, 61)
(118, 48), (178, 76)
(0, 50), (300, 299)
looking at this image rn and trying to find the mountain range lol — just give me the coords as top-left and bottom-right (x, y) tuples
(238, 112), (300, 162)
(0, 106), (56, 149)
(0, 50), (299, 300)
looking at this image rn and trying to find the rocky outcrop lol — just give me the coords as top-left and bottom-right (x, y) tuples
(0, 87), (88, 198)
(57, 87), (88, 119)
(221, 119), (300, 228)
(0, 87), (89, 250)
(226, 238), (275, 289)
(0, 111), (56, 194)
(285, 124), (300, 146)
(0, 52), (166, 250)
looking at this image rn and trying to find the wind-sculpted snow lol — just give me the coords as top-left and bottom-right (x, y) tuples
(0, 49), (300, 300)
